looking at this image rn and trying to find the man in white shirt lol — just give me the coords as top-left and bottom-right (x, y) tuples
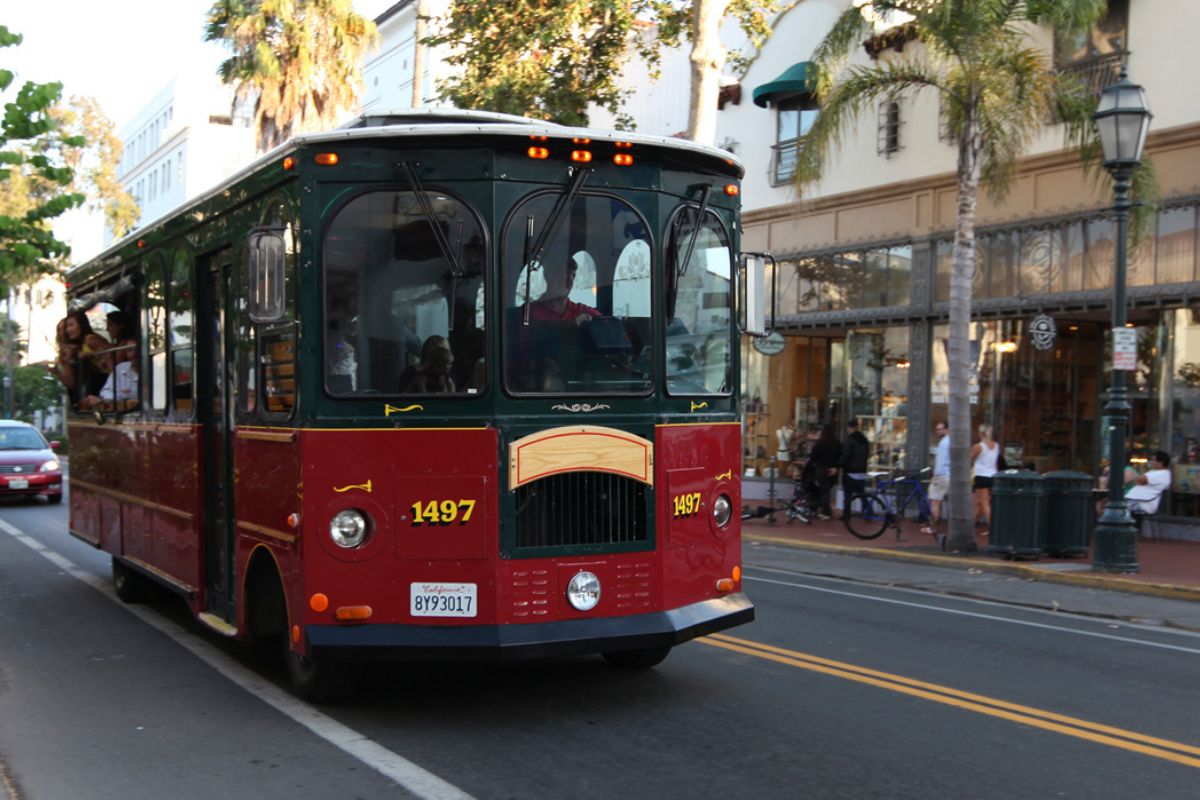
(1125, 450), (1171, 515)
(923, 421), (949, 536)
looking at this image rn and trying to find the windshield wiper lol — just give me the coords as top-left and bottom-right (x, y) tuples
(522, 165), (591, 325)
(666, 184), (713, 319)
(677, 184), (712, 280)
(401, 161), (464, 330)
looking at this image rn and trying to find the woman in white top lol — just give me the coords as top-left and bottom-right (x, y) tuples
(970, 423), (1000, 530)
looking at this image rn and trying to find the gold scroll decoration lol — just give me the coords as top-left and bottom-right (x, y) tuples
(508, 425), (654, 490)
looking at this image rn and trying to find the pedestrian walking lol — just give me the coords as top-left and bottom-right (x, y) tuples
(970, 423), (1000, 533)
(839, 418), (870, 520)
(810, 423), (842, 519)
(923, 420), (949, 537)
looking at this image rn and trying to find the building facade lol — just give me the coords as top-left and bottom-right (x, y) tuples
(113, 74), (255, 241)
(718, 0), (1200, 522)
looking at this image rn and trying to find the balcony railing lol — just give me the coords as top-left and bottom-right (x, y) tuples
(1059, 51), (1125, 102)
(770, 138), (801, 186)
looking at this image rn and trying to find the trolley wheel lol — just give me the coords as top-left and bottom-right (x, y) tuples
(602, 646), (671, 670)
(111, 557), (148, 604)
(844, 494), (889, 540)
(284, 643), (361, 703)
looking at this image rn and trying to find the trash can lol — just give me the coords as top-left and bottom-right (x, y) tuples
(989, 469), (1046, 559)
(1042, 470), (1093, 557)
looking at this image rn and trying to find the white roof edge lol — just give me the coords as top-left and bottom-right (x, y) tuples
(73, 111), (742, 276)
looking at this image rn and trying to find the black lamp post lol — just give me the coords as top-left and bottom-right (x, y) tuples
(1093, 67), (1152, 573)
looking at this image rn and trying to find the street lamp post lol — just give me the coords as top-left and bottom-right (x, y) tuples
(1093, 67), (1152, 573)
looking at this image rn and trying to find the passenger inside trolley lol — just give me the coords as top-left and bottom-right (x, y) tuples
(398, 335), (456, 393)
(52, 311), (111, 404)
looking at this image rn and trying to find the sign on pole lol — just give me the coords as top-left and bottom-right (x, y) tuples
(1113, 328), (1138, 371)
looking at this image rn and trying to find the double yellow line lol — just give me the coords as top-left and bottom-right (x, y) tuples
(702, 633), (1200, 769)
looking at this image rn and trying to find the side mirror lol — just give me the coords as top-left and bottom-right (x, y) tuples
(49, 441), (61, 451)
(740, 252), (775, 336)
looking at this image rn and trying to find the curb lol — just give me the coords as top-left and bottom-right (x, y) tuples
(745, 533), (1200, 603)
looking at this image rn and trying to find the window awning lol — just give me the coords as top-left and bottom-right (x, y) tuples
(752, 61), (816, 108)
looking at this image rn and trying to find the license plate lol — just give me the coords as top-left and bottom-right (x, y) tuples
(7, 479), (28, 490)
(410, 582), (477, 618)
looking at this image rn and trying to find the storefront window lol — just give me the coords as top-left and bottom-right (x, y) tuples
(836, 327), (909, 469)
(1157, 206), (1197, 285)
(1165, 307), (1200, 516)
(742, 334), (833, 478)
(887, 245), (912, 305)
(1084, 219), (1114, 290)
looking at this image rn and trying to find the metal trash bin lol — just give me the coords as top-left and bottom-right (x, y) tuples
(1043, 470), (1094, 557)
(989, 469), (1046, 559)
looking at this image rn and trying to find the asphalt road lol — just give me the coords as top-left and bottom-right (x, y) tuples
(2, 497), (1199, 800)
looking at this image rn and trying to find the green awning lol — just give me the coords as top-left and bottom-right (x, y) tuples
(752, 61), (816, 108)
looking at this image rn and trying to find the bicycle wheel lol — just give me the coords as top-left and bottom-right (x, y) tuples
(844, 493), (889, 540)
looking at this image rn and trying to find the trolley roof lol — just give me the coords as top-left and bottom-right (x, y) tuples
(67, 108), (744, 281)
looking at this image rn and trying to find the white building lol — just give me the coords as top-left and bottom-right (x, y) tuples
(361, 0), (451, 113)
(112, 73), (255, 241)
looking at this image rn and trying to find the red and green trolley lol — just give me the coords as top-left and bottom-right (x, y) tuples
(63, 110), (757, 699)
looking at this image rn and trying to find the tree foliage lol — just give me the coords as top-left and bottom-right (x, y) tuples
(426, 0), (658, 128)
(426, 0), (793, 135)
(53, 97), (140, 240)
(0, 26), (85, 285)
(797, 0), (1122, 552)
(205, 0), (378, 152)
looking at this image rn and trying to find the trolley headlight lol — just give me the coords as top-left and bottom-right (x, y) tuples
(566, 571), (601, 612)
(329, 509), (369, 549)
(712, 494), (733, 528)
(40, 459), (60, 473)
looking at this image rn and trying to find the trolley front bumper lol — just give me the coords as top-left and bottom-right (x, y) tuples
(306, 593), (755, 662)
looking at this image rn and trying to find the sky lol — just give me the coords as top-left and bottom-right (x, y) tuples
(2, 0), (395, 262)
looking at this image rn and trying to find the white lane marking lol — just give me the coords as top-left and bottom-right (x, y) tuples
(743, 571), (1200, 656)
(0, 517), (475, 800)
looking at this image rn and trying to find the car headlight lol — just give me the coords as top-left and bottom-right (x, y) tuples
(40, 459), (60, 473)
(712, 494), (732, 528)
(566, 571), (601, 612)
(329, 509), (369, 548)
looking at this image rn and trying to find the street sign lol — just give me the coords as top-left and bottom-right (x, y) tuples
(752, 330), (786, 356)
(1113, 328), (1138, 371)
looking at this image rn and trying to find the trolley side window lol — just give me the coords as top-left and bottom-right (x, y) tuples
(252, 197), (299, 417)
(322, 189), (487, 397)
(169, 250), (194, 415)
(146, 254), (168, 412)
(62, 284), (142, 414)
(664, 207), (733, 396)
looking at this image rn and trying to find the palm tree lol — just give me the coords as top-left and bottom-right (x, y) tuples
(796, 0), (1113, 552)
(205, 0), (378, 153)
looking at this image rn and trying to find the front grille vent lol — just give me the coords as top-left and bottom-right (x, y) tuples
(0, 464), (39, 474)
(514, 472), (648, 549)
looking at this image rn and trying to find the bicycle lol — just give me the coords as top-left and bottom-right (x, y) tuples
(843, 468), (934, 540)
(742, 474), (820, 524)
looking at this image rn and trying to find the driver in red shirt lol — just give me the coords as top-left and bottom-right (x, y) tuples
(528, 260), (601, 324)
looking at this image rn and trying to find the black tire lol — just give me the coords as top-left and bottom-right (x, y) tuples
(45, 494), (63, 505)
(844, 493), (889, 540)
(111, 557), (148, 604)
(602, 646), (671, 669)
(284, 644), (361, 703)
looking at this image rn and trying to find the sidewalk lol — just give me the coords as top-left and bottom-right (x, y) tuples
(741, 511), (1200, 603)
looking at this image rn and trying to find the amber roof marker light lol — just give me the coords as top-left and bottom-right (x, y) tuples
(570, 150), (593, 163)
(314, 152), (339, 166)
(282, 156), (296, 171)
(527, 146), (550, 159)
(613, 153), (634, 166)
